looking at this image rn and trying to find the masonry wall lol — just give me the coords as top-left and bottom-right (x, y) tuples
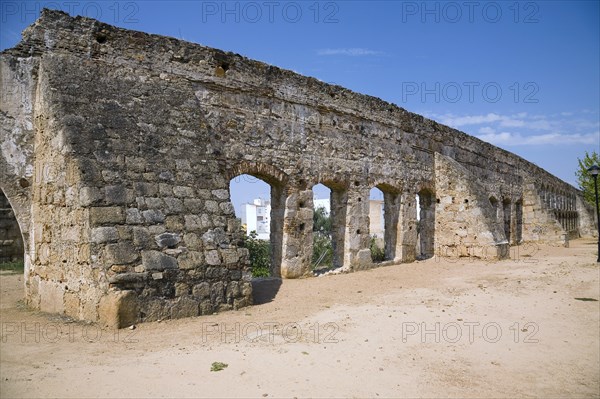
(0, 10), (595, 327)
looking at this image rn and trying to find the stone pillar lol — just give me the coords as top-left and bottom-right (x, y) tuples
(383, 191), (401, 261)
(502, 199), (512, 243)
(418, 191), (436, 258)
(280, 189), (313, 278)
(344, 186), (371, 271)
(330, 188), (348, 269)
(509, 200), (518, 245)
(397, 192), (417, 262)
(269, 184), (286, 277)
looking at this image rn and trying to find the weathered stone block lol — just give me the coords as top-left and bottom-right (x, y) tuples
(210, 281), (225, 305)
(142, 198), (163, 210)
(141, 250), (178, 270)
(199, 299), (213, 315)
(99, 290), (139, 329)
(133, 227), (152, 249)
(192, 282), (210, 299)
(205, 250), (221, 265)
(165, 216), (184, 231)
(106, 242), (138, 264)
(212, 189), (229, 200)
(204, 200), (219, 213)
(201, 227), (226, 248)
(183, 232), (202, 250)
(171, 297), (199, 319)
(108, 272), (146, 284)
(79, 187), (103, 206)
(219, 201), (235, 215)
(172, 282), (188, 297)
(142, 209), (165, 224)
(155, 232), (181, 248)
(183, 198), (203, 213)
(91, 227), (119, 244)
(89, 207), (125, 225)
(133, 182), (158, 196)
(184, 215), (202, 230)
(221, 248), (239, 265)
(178, 250), (204, 269)
(105, 185), (127, 204)
(173, 186), (194, 198)
(39, 280), (65, 314)
(164, 197), (183, 214)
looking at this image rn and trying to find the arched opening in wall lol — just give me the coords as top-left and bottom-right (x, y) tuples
(0, 189), (25, 272)
(417, 189), (435, 259)
(515, 199), (523, 244)
(229, 174), (285, 278)
(502, 198), (511, 243)
(369, 188), (385, 262)
(312, 182), (347, 270)
(312, 183), (333, 271)
(489, 196), (500, 223)
(369, 185), (400, 262)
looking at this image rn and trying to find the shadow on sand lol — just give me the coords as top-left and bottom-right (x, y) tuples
(251, 277), (282, 305)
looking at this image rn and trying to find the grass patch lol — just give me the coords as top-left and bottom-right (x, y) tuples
(0, 260), (24, 274)
(210, 362), (228, 372)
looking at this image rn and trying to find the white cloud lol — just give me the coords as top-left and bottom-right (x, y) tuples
(437, 113), (503, 126)
(317, 48), (383, 56)
(476, 131), (598, 146)
(478, 126), (496, 134)
(425, 110), (599, 147)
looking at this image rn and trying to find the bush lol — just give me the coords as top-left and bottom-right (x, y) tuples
(0, 260), (24, 274)
(370, 236), (385, 263)
(242, 231), (271, 278)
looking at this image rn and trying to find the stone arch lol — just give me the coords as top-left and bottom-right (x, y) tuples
(0, 180), (31, 271)
(228, 162), (288, 277)
(0, 188), (25, 264)
(227, 161), (289, 187)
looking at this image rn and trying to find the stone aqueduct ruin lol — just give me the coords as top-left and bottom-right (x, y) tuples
(0, 10), (596, 327)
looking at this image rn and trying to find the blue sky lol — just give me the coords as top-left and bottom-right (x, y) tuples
(2, 1), (599, 211)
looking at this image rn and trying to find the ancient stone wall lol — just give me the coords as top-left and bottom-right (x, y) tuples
(0, 10), (596, 327)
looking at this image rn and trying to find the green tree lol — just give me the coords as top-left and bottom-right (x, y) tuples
(241, 230), (271, 278)
(312, 206), (333, 268)
(576, 151), (600, 206)
(313, 206), (331, 234)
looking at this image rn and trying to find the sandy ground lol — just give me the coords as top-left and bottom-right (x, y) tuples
(0, 239), (599, 399)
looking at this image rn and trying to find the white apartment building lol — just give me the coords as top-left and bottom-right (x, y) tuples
(240, 198), (271, 240)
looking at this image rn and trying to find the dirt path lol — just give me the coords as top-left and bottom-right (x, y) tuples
(1, 239), (599, 398)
